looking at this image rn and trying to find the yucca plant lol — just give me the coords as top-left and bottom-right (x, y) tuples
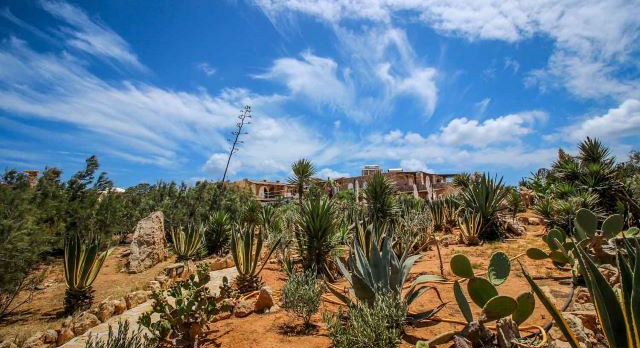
(170, 223), (204, 261)
(329, 236), (445, 321)
(458, 211), (483, 246)
(63, 232), (112, 314)
(295, 196), (342, 278)
(365, 172), (399, 227)
(204, 211), (230, 256)
(230, 224), (280, 293)
(458, 173), (508, 241)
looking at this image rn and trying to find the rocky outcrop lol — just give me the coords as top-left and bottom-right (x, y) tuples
(128, 211), (167, 273)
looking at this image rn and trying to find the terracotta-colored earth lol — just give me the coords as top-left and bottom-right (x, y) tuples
(2, 211), (571, 347)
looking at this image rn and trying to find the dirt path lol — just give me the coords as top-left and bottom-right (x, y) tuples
(60, 267), (238, 348)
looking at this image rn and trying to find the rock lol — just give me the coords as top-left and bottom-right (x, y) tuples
(549, 313), (592, 348)
(154, 274), (170, 289)
(209, 257), (227, 271)
(528, 217), (543, 225)
(22, 332), (48, 348)
(575, 287), (591, 304)
(94, 299), (116, 322)
(120, 249), (131, 258)
(56, 329), (75, 346)
(128, 211), (167, 273)
(254, 286), (274, 312)
(572, 302), (595, 312)
(124, 233), (134, 244)
(213, 311), (232, 322)
(503, 219), (525, 236)
(0, 340), (18, 348)
(72, 312), (101, 336)
(268, 304), (281, 313)
(146, 280), (161, 292)
(125, 290), (148, 309)
(517, 216), (529, 225)
(234, 299), (254, 318)
(452, 336), (473, 348)
(224, 254), (234, 268)
(113, 298), (127, 314)
(570, 311), (598, 336)
(42, 330), (57, 344)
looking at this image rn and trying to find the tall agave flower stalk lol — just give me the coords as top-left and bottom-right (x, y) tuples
(230, 224), (280, 293)
(64, 233), (112, 314)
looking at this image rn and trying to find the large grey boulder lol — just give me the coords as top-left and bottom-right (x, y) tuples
(128, 211), (167, 273)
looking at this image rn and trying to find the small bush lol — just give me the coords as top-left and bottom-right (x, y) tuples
(324, 294), (407, 348)
(87, 320), (155, 348)
(281, 270), (323, 327)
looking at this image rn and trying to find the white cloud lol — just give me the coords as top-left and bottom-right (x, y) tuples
(563, 99), (640, 142)
(203, 153), (240, 177)
(40, 0), (144, 70)
(429, 111), (547, 148)
(317, 168), (349, 179)
(399, 158), (433, 172)
(474, 98), (491, 115)
(197, 62), (217, 76)
(254, 0), (640, 101)
(255, 51), (353, 112)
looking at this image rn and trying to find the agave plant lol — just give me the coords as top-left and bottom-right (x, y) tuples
(230, 224), (280, 293)
(329, 236), (445, 321)
(458, 173), (509, 241)
(204, 211), (230, 256)
(295, 196), (342, 278)
(170, 223), (204, 261)
(63, 232), (112, 314)
(458, 211), (483, 246)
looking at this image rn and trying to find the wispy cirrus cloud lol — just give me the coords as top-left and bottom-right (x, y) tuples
(254, 0), (640, 102)
(40, 0), (145, 70)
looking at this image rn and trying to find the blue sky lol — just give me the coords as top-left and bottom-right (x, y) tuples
(1, 0), (639, 187)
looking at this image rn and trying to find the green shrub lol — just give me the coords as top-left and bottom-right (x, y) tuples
(86, 320), (155, 348)
(139, 264), (225, 346)
(204, 211), (230, 255)
(281, 270), (323, 327)
(324, 294), (407, 348)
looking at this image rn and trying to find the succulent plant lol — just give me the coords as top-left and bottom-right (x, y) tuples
(418, 252), (536, 347)
(450, 252), (535, 325)
(230, 224), (280, 293)
(330, 235), (446, 321)
(170, 223), (205, 261)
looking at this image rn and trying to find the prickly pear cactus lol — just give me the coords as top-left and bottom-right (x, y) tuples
(449, 252), (534, 326)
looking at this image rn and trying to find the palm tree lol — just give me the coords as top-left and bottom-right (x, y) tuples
(288, 158), (316, 205)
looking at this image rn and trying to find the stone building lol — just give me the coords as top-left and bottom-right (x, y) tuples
(233, 178), (298, 202)
(333, 166), (456, 201)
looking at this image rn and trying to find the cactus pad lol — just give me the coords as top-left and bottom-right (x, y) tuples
(488, 251), (510, 286)
(575, 208), (597, 241)
(512, 292), (535, 325)
(454, 280), (473, 323)
(450, 254), (474, 279)
(482, 295), (517, 322)
(467, 277), (498, 308)
(601, 214), (623, 239)
(526, 247), (549, 260)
